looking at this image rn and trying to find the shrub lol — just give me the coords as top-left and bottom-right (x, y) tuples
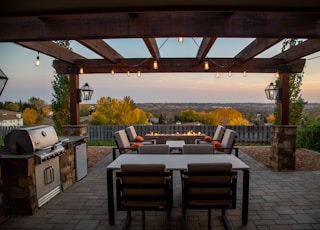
(297, 118), (320, 152)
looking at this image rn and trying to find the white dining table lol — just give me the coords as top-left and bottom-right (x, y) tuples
(106, 154), (250, 225)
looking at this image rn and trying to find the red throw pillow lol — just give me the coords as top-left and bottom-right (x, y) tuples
(212, 141), (224, 152)
(130, 142), (143, 150)
(204, 135), (212, 142)
(135, 135), (145, 142)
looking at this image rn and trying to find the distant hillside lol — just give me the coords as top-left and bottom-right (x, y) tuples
(137, 103), (320, 116)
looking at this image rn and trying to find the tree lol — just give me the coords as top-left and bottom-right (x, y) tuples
(80, 104), (92, 116)
(90, 96), (149, 125)
(51, 40), (71, 134)
(22, 108), (37, 125)
(274, 39), (307, 125)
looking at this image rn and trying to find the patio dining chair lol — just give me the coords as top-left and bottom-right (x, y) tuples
(138, 144), (170, 154)
(116, 164), (172, 230)
(125, 126), (156, 144)
(181, 163), (237, 230)
(195, 125), (225, 144)
(182, 144), (213, 154)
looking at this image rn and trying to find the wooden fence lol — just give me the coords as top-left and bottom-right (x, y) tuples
(88, 125), (272, 143)
(0, 125), (272, 143)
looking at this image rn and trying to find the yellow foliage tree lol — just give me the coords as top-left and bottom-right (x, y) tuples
(208, 108), (250, 126)
(90, 96), (149, 125)
(267, 114), (275, 124)
(23, 108), (37, 125)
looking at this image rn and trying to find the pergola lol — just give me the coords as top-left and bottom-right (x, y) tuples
(1, 0), (320, 125)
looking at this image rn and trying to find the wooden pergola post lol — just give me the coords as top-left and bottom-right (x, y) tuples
(69, 74), (80, 125)
(279, 73), (290, 125)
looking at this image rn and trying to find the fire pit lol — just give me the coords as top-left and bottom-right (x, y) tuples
(145, 130), (205, 144)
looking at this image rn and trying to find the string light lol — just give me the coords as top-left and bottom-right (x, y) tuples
(137, 71), (141, 78)
(35, 52), (40, 67)
(127, 71), (130, 77)
(153, 60), (158, 70)
(243, 70), (247, 77)
(111, 69), (115, 75)
(275, 71), (280, 79)
(215, 72), (220, 78)
(228, 71), (232, 77)
(178, 37), (184, 43)
(79, 67), (84, 74)
(204, 61), (210, 71)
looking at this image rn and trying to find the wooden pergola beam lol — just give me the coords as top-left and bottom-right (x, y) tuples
(77, 39), (123, 63)
(2, 12), (320, 42)
(16, 41), (86, 64)
(143, 38), (160, 60)
(235, 38), (283, 63)
(53, 58), (306, 74)
(196, 37), (217, 62)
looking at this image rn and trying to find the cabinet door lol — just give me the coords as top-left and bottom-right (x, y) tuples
(76, 143), (87, 181)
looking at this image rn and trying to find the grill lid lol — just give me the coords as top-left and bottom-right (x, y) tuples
(4, 125), (59, 153)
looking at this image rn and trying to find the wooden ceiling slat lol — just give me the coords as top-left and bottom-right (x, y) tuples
(196, 37), (217, 62)
(17, 41), (86, 63)
(77, 39), (123, 63)
(272, 39), (320, 63)
(235, 38), (283, 63)
(143, 38), (160, 60)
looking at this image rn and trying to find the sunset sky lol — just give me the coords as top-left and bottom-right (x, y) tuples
(0, 38), (319, 104)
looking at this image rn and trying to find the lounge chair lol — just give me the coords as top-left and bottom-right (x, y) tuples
(113, 129), (141, 160)
(212, 129), (239, 156)
(195, 125), (225, 144)
(125, 126), (156, 144)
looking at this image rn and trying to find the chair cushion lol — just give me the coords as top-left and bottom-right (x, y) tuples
(135, 135), (145, 142)
(130, 142), (143, 150)
(204, 135), (212, 142)
(211, 141), (224, 152)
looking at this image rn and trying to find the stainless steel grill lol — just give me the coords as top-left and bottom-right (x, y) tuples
(3, 125), (64, 163)
(3, 125), (64, 207)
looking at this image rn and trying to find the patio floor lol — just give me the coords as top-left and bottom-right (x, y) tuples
(1, 150), (320, 230)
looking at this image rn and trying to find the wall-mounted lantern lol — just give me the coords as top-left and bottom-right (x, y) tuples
(77, 83), (93, 103)
(265, 82), (281, 101)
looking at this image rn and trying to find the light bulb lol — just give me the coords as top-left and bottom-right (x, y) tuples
(178, 37), (184, 43)
(275, 71), (280, 79)
(228, 71), (232, 77)
(204, 61), (209, 71)
(127, 71), (130, 77)
(243, 70), (247, 77)
(137, 71), (141, 78)
(111, 69), (115, 75)
(35, 53), (40, 67)
(215, 72), (220, 78)
(79, 67), (84, 74)
(153, 60), (158, 70)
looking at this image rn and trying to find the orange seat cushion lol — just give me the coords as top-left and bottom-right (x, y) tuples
(130, 142), (143, 150)
(204, 135), (212, 142)
(135, 135), (145, 142)
(212, 141), (224, 151)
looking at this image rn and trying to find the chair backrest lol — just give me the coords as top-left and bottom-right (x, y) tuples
(182, 144), (213, 154)
(220, 129), (237, 154)
(116, 164), (171, 210)
(138, 144), (170, 154)
(182, 163), (237, 209)
(126, 126), (137, 142)
(212, 125), (225, 141)
(114, 129), (131, 153)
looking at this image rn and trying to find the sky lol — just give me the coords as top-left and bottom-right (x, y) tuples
(0, 38), (319, 105)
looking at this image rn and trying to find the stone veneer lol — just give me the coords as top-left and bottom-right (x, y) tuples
(270, 125), (297, 171)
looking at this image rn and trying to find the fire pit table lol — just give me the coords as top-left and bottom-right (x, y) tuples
(145, 132), (205, 144)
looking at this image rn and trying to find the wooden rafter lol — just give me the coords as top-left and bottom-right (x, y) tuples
(16, 41), (86, 64)
(196, 37), (217, 62)
(143, 38), (160, 60)
(77, 39), (123, 63)
(272, 39), (320, 63)
(235, 38), (283, 63)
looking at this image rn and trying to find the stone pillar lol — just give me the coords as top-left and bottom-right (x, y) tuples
(61, 124), (88, 136)
(270, 125), (296, 171)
